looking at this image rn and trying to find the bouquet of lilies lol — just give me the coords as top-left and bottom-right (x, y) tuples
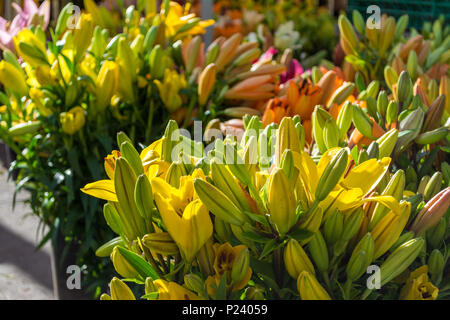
(0, 0), (220, 295)
(212, 0), (337, 69)
(82, 115), (450, 300)
(335, 12), (449, 87)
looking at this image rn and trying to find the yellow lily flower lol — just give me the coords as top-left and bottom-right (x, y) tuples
(162, 2), (214, 40)
(14, 29), (48, 68)
(205, 242), (252, 297)
(154, 69), (187, 113)
(96, 61), (118, 112)
(399, 266), (438, 300)
(154, 279), (201, 300)
(151, 170), (213, 262)
(292, 147), (391, 214)
(60, 106), (86, 135)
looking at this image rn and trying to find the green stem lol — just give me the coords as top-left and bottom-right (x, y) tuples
(145, 100), (155, 144)
(157, 253), (170, 274)
(273, 247), (283, 287)
(344, 279), (352, 300)
(142, 246), (165, 279)
(322, 271), (332, 292)
(182, 95), (197, 128)
(361, 288), (372, 300)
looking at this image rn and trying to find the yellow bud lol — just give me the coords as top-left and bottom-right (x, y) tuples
(96, 61), (117, 112)
(284, 239), (315, 279)
(198, 63), (216, 106)
(297, 271), (331, 300)
(110, 277), (136, 300)
(0, 61), (28, 97)
(110, 247), (140, 279)
(267, 168), (297, 236)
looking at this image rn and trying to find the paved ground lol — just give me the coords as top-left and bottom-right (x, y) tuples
(0, 166), (54, 300)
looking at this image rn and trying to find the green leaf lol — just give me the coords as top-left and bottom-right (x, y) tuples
(288, 228), (314, 242)
(243, 211), (269, 228)
(242, 230), (269, 243)
(350, 145), (359, 163)
(117, 246), (160, 280)
(141, 292), (158, 300)
(215, 274), (227, 300)
(259, 239), (278, 259)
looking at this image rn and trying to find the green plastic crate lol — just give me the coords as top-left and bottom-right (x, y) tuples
(347, 0), (450, 30)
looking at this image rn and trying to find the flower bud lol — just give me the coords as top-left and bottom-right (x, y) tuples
(196, 238), (216, 276)
(422, 95), (445, 132)
(417, 175), (430, 195)
(312, 106), (333, 154)
(415, 127), (449, 145)
(337, 101), (353, 139)
(267, 168), (297, 235)
(315, 148), (348, 201)
(342, 208), (364, 242)
(307, 231), (329, 273)
(142, 232), (179, 256)
(386, 101), (399, 125)
(389, 231), (415, 253)
(231, 248), (251, 284)
(185, 36), (202, 75)
(110, 246), (139, 279)
(205, 40), (220, 65)
(297, 271), (331, 300)
(194, 179), (246, 226)
(338, 15), (358, 53)
(346, 233), (375, 281)
(110, 277), (136, 300)
(284, 239), (315, 280)
(323, 209), (343, 245)
(407, 50), (418, 80)
(384, 66), (398, 92)
(394, 108), (424, 155)
(376, 128), (398, 158)
(184, 274), (205, 295)
(426, 218), (447, 249)
(245, 286), (265, 300)
(396, 71), (413, 106)
(379, 238), (424, 287)
(410, 187), (450, 236)
(323, 118), (340, 150)
(198, 63), (216, 106)
(428, 249), (444, 283)
(352, 104), (373, 139)
(276, 117), (301, 164)
(327, 82), (355, 108)
(423, 172), (443, 202)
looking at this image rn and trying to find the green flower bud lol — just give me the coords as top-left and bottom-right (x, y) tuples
(346, 233), (375, 281)
(315, 148), (348, 201)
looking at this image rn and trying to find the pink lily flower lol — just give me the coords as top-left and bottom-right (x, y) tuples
(0, 0), (50, 51)
(280, 59), (303, 83)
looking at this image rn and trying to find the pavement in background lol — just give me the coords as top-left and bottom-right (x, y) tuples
(0, 167), (54, 300)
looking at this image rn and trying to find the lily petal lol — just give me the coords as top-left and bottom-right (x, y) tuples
(81, 179), (117, 202)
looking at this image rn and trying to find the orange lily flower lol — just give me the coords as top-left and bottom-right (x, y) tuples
(286, 78), (322, 121)
(262, 97), (290, 127)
